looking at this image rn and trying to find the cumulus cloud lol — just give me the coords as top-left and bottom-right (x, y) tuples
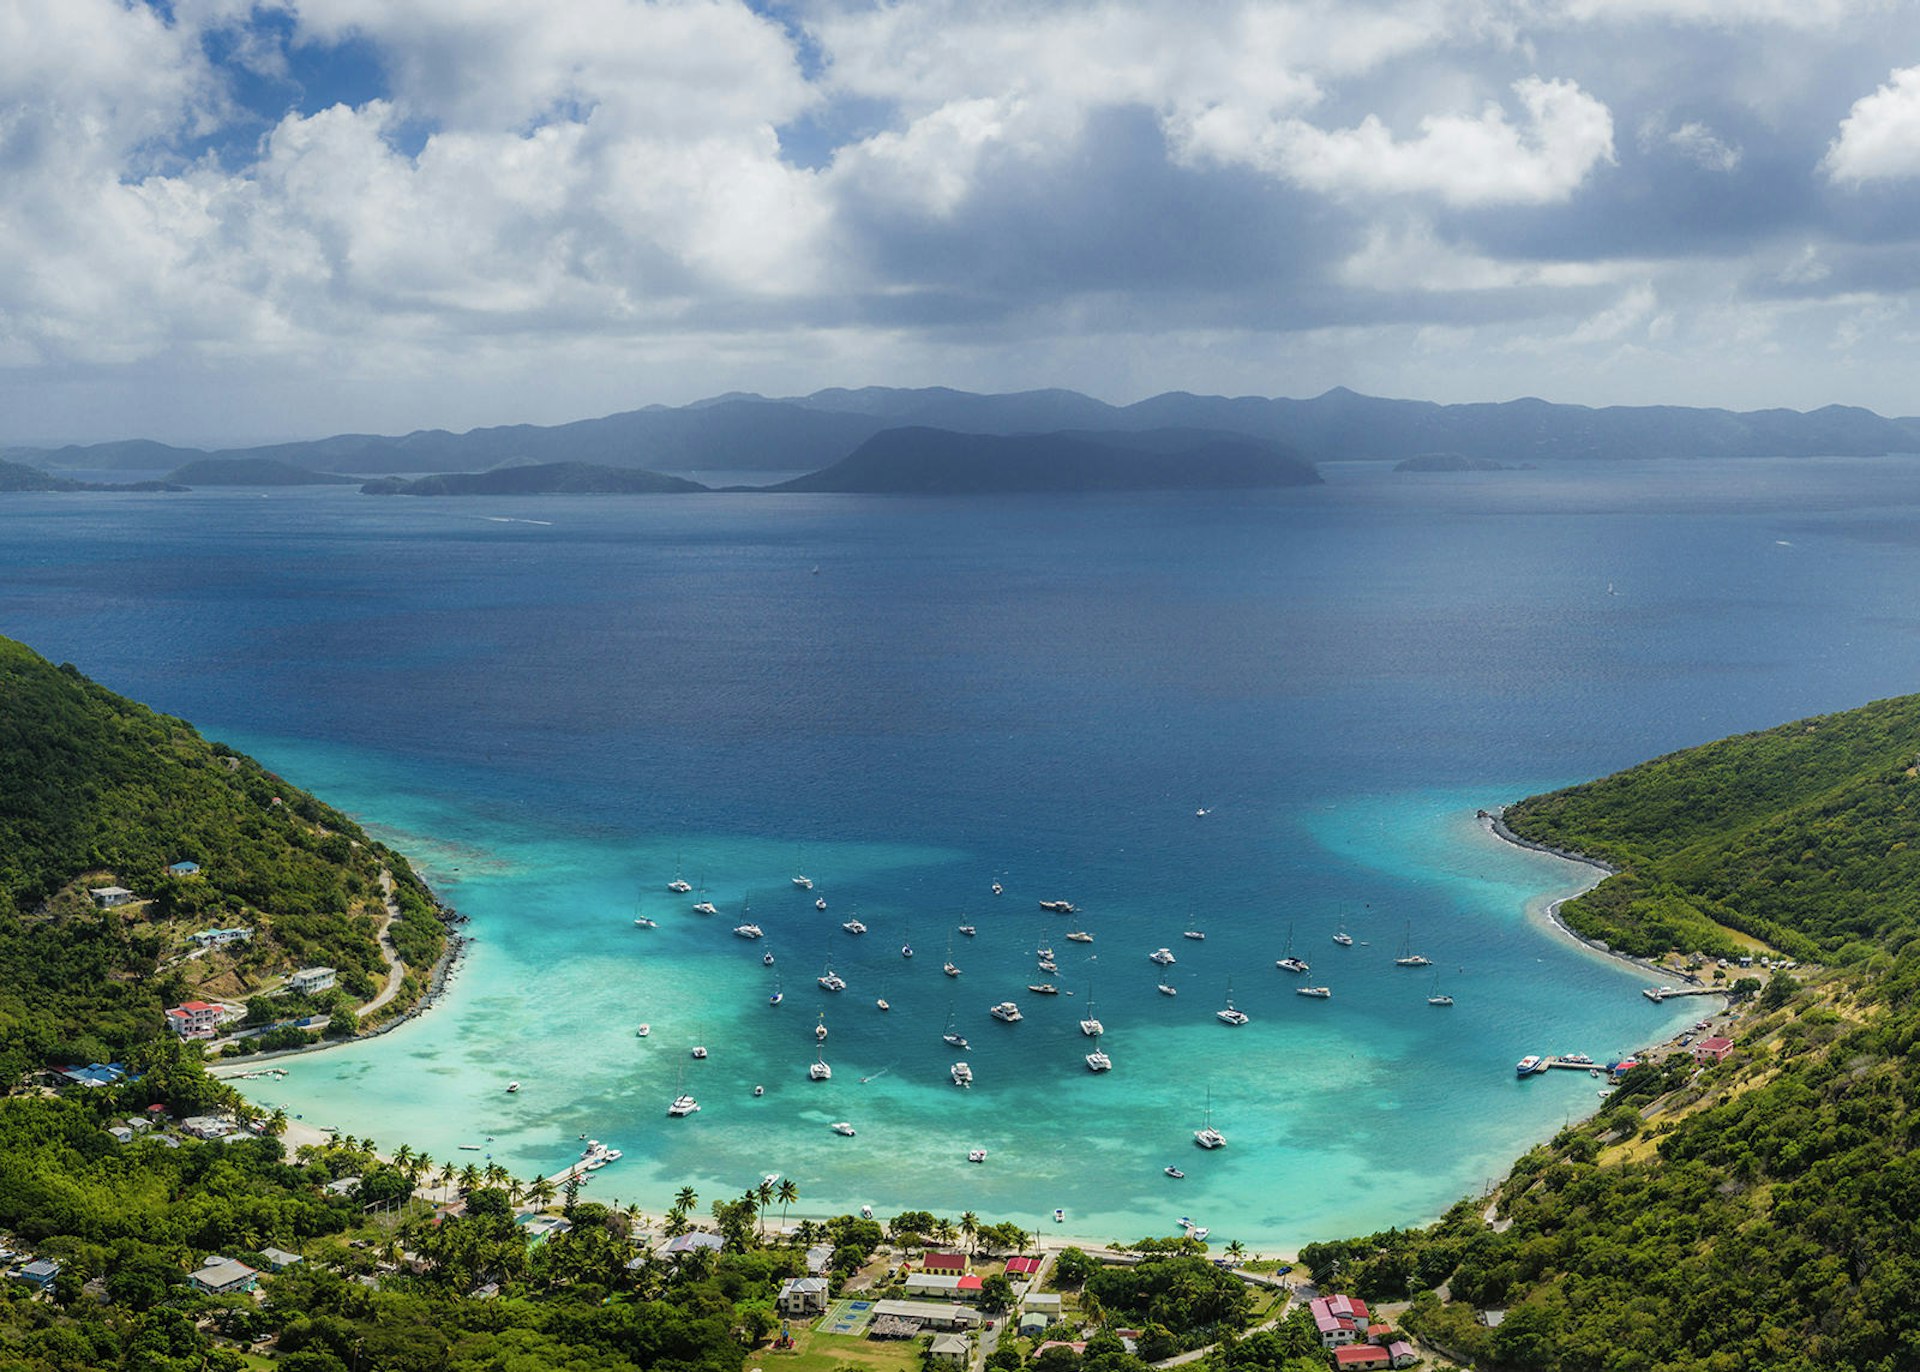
(1823, 66), (1920, 183)
(1173, 76), (1615, 205)
(1663, 120), (1742, 171)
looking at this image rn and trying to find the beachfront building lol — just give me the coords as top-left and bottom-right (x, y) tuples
(165, 1001), (227, 1038)
(905, 1272), (983, 1301)
(804, 1244), (834, 1276)
(1310, 1294), (1373, 1349)
(286, 966), (336, 995)
(777, 1276), (829, 1317)
(181, 1115), (235, 1140)
(190, 926), (251, 949)
(54, 1062), (126, 1088)
(1003, 1255), (1043, 1282)
(922, 1251), (968, 1274)
(187, 1256), (260, 1297)
(90, 885), (136, 908)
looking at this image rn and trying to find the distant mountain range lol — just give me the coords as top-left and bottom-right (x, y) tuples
(9, 385), (1920, 478)
(770, 427), (1319, 493)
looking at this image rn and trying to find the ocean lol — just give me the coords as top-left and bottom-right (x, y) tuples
(7, 455), (1920, 1250)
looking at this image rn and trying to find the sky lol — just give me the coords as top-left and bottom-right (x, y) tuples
(5, 0), (1920, 445)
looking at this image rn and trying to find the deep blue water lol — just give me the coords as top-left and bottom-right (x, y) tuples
(6, 457), (1920, 1248)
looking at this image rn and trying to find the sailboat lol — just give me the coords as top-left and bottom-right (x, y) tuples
(1183, 910), (1204, 941)
(1427, 971), (1454, 1007)
(1193, 1088), (1226, 1149)
(1395, 921), (1432, 968)
(668, 1066), (698, 1117)
(667, 861), (692, 895)
(817, 956), (846, 992)
(632, 891), (657, 929)
(1215, 978), (1249, 1026)
(943, 933), (961, 977)
(1079, 972), (1104, 1037)
(809, 1052), (832, 1082)
(1333, 918), (1353, 947)
(815, 1012), (829, 1042)
(942, 1002), (970, 1050)
(768, 974), (784, 1006)
(1275, 923), (1309, 974)
(901, 915), (914, 960)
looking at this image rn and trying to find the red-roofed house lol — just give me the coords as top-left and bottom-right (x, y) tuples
(165, 1001), (224, 1039)
(1693, 1036), (1734, 1064)
(1333, 1347), (1391, 1371)
(923, 1252), (968, 1273)
(1004, 1256), (1042, 1278)
(1367, 1324), (1393, 1342)
(1309, 1295), (1372, 1348)
(956, 1275), (983, 1297)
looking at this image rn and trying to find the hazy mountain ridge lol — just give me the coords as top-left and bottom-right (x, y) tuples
(770, 426), (1322, 493)
(14, 386), (1920, 475)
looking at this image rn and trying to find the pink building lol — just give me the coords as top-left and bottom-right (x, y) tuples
(1310, 1294), (1373, 1348)
(1692, 1036), (1734, 1063)
(165, 1001), (224, 1038)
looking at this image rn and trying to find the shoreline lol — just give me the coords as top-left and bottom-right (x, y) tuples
(210, 922), (473, 1077)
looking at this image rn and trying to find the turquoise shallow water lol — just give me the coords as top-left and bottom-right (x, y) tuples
(10, 458), (1920, 1248)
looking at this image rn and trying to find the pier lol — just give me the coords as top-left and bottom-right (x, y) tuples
(1642, 985), (1730, 1002)
(1531, 1056), (1606, 1073)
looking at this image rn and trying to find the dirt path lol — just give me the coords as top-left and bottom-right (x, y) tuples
(357, 868), (407, 1018)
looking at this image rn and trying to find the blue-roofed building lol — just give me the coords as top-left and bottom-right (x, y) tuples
(56, 1062), (127, 1088)
(167, 861), (202, 877)
(18, 1259), (59, 1291)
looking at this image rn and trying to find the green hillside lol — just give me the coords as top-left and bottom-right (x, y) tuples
(1504, 694), (1920, 961)
(0, 637), (445, 1077)
(1306, 695), (1920, 1372)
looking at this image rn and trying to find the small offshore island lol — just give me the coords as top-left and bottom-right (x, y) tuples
(4, 635), (1920, 1372)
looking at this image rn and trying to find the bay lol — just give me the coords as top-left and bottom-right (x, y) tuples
(6, 456), (1920, 1248)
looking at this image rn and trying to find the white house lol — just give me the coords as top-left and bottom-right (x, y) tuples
(89, 886), (135, 908)
(188, 1257), (259, 1297)
(929, 1333), (971, 1366)
(287, 967), (336, 995)
(777, 1276), (829, 1317)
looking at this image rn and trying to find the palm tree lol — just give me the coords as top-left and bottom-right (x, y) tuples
(393, 1143), (415, 1173)
(527, 1176), (556, 1210)
(674, 1185), (698, 1214)
(756, 1179), (776, 1237)
(458, 1163), (482, 1195)
(933, 1217), (958, 1247)
(960, 1211), (979, 1256)
(483, 1162), (510, 1190)
(437, 1162), (457, 1194)
(1225, 1239), (1247, 1264)
(777, 1178), (799, 1232)
(411, 1152), (433, 1185)
(266, 1108), (288, 1138)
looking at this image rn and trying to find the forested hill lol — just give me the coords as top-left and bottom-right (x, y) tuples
(1504, 693), (1920, 961)
(769, 426), (1321, 493)
(0, 637), (442, 1077)
(1312, 697), (1920, 1372)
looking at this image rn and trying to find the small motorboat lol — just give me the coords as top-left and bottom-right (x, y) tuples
(636, 1024), (651, 1037)
(876, 998), (891, 1011)
(842, 919), (867, 935)
(1053, 1208), (1065, 1223)
(1027, 982), (1059, 995)
(951, 1061), (973, 1087)
(1157, 983), (1177, 996)
(505, 1081), (521, 1093)
(957, 924), (976, 936)
(968, 1148), (988, 1163)
(833, 1121), (856, 1136)
(943, 1032), (970, 1049)
(1149, 947), (1177, 966)
(991, 882), (1002, 896)
(1066, 930), (1093, 943)
(1164, 1166), (1185, 1179)
(691, 1046), (708, 1059)
(815, 896), (828, 910)
(753, 1085), (765, 1097)
(944, 961), (962, 977)
(902, 943), (914, 959)
(633, 916), (657, 928)
(861, 1204), (874, 1219)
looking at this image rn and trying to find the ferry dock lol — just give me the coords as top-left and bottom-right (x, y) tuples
(1642, 985), (1730, 1002)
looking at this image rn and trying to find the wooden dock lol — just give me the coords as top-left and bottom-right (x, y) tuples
(1536, 1056), (1604, 1073)
(1642, 985), (1729, 1002)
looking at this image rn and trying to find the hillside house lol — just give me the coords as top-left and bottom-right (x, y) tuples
(89, 886), (135, 907)
(188, 1257), (259, 1297)
(1310, 1294), (1372, 1348)
(287, 966), (336, 995)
